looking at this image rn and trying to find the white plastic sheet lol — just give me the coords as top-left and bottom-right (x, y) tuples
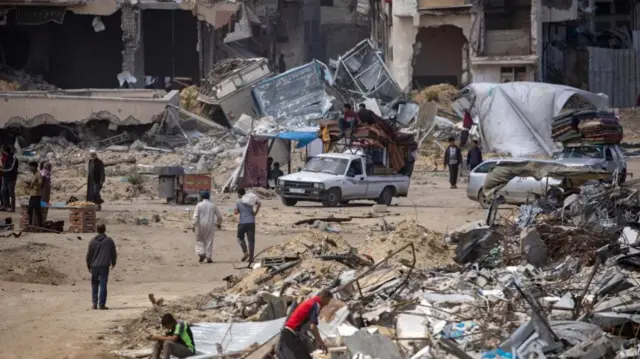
(461, 82), (608, 156)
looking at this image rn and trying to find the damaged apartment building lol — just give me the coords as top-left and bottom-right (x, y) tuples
(0, 0), (371, 144)
(380, 0), (542, 89)
(541, 0), (640, 107)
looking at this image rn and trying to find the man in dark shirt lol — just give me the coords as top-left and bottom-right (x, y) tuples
(86, 150), (105, 211)
(1, 145), (18, 212)
(444, 137), (462, 189)
(277, 289), (333, 359)
(467, 140), (483, 171)
(339, 104), (359, 138)
(149, 313), (195, 359)
(271, 162), (284, 181)
(86, 224), (117, 310)
(357, 104), (375, 125)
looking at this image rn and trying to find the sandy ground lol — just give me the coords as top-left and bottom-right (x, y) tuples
(2, 158), (638, 359)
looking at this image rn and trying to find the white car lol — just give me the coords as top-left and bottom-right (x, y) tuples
(276, 153), (411, 207)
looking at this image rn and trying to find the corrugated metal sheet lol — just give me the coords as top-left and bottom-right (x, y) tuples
(251, 61), (334, 127)
(189, 318), (286, 357)
(588, 47), (640, 108)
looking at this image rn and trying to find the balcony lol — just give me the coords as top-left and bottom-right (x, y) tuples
(418, 0), (471, 11)
(484, 29), (531, 56)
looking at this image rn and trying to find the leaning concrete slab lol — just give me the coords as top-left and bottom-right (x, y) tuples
(0, 89), (179, 127)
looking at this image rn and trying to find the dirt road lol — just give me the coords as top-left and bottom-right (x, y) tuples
(0, 163), (570, 358)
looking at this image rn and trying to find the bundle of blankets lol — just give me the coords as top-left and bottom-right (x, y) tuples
(551, 110), (623, 145)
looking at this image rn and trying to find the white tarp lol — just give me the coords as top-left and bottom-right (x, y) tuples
(457, 82), (609, 156)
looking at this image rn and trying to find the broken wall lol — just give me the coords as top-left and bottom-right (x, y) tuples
(390, 16), (418, 90)
(413, 24), (467, 87)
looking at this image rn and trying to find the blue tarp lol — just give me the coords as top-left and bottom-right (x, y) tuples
(274, 131), (318, 148)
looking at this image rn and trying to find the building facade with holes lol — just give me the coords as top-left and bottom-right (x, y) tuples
(376, 0), (546, 90)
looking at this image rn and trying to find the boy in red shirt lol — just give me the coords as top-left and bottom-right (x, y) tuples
(277, 289), (333, 359)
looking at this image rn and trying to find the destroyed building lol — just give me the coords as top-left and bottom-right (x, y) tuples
(377, 0), (541, 89)
(541, 0), (640, 108)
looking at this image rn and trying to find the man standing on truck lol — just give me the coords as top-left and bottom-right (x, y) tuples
(444, 137), (462, 189)
(467, 140), (483, 171)
(339, 104), (359, 138)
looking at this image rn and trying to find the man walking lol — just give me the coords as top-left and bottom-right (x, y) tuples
(26, 161), (43, 228)
(444, 137), (462, 189)
(41, 162), (52, 222)
(191, 191), (222, 263)
(149, 313), (196, 359)
(234, 188), (261, 262)
(1, 145), (18, 212)
(86, 150), (105, 211)
(86, 224), (116, 310)
(277, 289), (333, 359)
(467, 140), (483, 171)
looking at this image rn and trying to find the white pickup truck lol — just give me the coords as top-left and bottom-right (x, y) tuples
(276, 153), (411, 207)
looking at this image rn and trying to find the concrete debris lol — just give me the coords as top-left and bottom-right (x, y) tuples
(0, 64), (57, 91)
(121, 181), (640, 358)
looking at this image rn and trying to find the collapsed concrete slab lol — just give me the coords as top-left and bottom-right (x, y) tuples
(0, 89), (179, 127)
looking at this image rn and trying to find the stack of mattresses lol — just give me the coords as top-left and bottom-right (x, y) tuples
(551, 110), (622, 145)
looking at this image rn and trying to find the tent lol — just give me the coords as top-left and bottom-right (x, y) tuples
(455, 82), (609, 156)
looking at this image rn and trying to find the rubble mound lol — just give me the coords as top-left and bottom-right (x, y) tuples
(263, 230), (353, 259)
(0, 242), (69, 285)
(2, 265), (68, 285)
(412, 84), (458, 112)
(535, 223), (617, 265)
(361, 220), (454, 269)
(119, 294), (214, 349)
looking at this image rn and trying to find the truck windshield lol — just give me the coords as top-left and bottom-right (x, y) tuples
(557, 146), (604, 159)
(304, 157), (349, 175)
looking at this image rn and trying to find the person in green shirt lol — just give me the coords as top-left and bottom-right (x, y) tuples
(148, 313), (196, 359)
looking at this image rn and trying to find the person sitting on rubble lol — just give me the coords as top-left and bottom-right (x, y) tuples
(357, 103), (376, 125)
(277, 289), (333, 359)
(339, 104), (359, 139)
(148, 313), (196, 359)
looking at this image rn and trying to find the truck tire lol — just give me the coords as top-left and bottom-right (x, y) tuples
(322, 188), (342, 207)
(376, 186), (395, 205)
(281, 197), (298, 207)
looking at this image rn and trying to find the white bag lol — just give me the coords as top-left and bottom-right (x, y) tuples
(241, 192), (259, 206)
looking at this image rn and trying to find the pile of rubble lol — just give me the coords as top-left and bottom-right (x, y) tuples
(114, 178), (640, 358)
(0, 64), (56, 91)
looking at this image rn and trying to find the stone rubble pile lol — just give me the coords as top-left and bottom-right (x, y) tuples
(115, 199), (640, 358)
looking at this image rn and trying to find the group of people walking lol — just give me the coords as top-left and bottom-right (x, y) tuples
(444, 137), (483, 189)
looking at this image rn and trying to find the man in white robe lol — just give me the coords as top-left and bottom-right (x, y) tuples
(191, 191), (222, 263)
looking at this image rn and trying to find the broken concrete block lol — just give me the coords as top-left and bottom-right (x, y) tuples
(371, 204), (388, 214)
(619, 227), (640, 246)
(106, 145), (129, 153)
(520, 227), (547, 268)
